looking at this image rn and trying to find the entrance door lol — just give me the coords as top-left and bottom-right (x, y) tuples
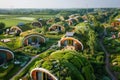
(32, 37), (37, 44)
(37, 72), (43, 80)
(0, 52), (6, 65)
(58, 26), (61, 32)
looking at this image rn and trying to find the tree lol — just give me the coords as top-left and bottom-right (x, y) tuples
(93, 18), (104, 37)
(0, 22), (5, 29)
(0, 22), (5, 34)
(54, 17), (61, 23)
(87, 29), (97, 54)
(78, 17), (84, 22)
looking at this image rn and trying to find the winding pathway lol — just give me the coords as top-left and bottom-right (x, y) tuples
(99, 39), (117, 80)
(10, 42), (58, 80)
(10, 54), (40, 80)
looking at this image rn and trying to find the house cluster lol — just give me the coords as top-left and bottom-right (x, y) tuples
(0, 14), (85, 78)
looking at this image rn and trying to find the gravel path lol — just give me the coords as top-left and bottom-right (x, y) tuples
(99, 40), (117, 80)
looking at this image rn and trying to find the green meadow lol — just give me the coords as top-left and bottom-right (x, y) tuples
(0, 14), (56, 27)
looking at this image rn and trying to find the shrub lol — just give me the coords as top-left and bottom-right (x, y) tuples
(0, 64), (14, 78)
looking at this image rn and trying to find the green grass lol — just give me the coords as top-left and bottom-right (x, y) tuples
(0, 64), (14, 79)
(76, 22), (87, 27)
(4, 65), (21, 80)
(5, 37), (22, 50)
(0, 14), (56, 27)
(0, 19), (32, 27)
(45, 34), (63, 39)
(111, 53), (120, 66)
(28, 14), (56, 19)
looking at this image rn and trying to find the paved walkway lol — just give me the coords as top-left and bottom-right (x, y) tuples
(99, 40), (117, 80)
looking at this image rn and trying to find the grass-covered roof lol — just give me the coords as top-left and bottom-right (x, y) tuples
(32, 50), (95, 80)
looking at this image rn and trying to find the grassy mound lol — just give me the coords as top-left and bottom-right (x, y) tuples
(33, 50), (95, 80)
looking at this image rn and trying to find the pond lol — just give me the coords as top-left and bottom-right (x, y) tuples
(0, 15), (10, 16)
(13, 17), (35, 21)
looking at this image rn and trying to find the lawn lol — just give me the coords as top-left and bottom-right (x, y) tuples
(76, 22), (88, 27)
(28, 14), (56, 19)
(0, 14), (56, 27)
(0, 19), (32, 27)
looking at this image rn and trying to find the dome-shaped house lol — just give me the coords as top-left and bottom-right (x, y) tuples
(22, 33), (45, 47)
(66, 18), (78, 26)
(49, 24), (65, 32)
(9, 26), (22, 35)
(30, 50), (95, 80)
(0, 47), (14, 65)
(46, 18), (55, 24)
(32, 21), (42, 28)
(74, 16), (82, 23)
(31, 68), (57, 80)
(58, 37), (83, 51)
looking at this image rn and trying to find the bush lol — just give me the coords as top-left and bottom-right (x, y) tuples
(0, 29), (3, 34)
(0, 64), (14, 78)
(116, 47), (120, 52)
(102, 76), (111, 80)
(47, 31), (59, 35)
(0, 22), (5, 29)
(112, 66), (120, 72)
